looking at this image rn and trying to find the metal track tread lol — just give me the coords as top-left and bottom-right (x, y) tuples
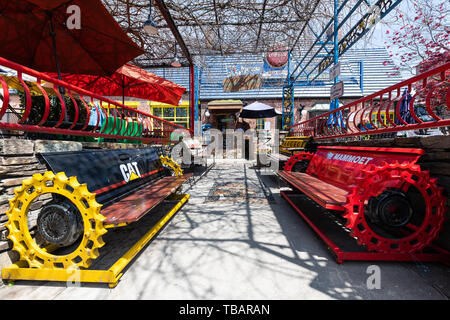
(281, 190), (450, 264)
(2, 194), (190, 288)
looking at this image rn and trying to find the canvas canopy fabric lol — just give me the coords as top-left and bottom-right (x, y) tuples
(46, 64), (186, 106)
(0, 0), (144, 76)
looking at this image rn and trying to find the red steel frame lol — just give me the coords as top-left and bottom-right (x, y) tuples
(280, 146), (449, 262)
(0, 57), (187, 144)
(282, 64), (450, 263)
(289, 62), (450, 139)
(281, 190), (450, 264)
(189, 64), (195, 137)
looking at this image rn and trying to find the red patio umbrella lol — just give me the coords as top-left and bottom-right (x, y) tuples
(47, 64), (186, 106)
(0, 0), (144, 77)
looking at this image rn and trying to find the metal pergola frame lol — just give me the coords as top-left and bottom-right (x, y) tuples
(103, 0), (404, 135)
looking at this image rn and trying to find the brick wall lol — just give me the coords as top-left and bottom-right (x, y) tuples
(200, 97), (358, 131)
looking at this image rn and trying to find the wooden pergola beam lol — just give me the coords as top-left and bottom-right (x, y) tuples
(153, 0), (193, 65)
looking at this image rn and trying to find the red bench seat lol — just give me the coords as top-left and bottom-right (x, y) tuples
(278, 171), (347, 210)
(101, 174), (192, 225)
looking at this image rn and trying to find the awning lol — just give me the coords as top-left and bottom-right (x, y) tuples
(207, 100), (243, 114)
(309, 102), (343, 112)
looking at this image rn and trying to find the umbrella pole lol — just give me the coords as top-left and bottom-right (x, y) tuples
(122, 75), (125, 107)
(48, 11), (64, 89)
(48, 12), (63, 82)
(47, 11), (67, 121)
(50, 34), (62, 82)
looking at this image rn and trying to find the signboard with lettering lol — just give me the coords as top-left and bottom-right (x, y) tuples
(329, 62), (341, 81)
(262, 45), (289, 80)
(330, 81), (344, 100)
(265, 46), (289, 68)
(318, 0), (399, 75)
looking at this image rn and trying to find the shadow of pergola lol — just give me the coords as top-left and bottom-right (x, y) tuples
(4, 163), (447, 300)
(117, 163), (445, 300)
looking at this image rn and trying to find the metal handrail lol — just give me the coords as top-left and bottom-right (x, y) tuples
(289, 62), (450, 139)
(0, 56), (187, 143)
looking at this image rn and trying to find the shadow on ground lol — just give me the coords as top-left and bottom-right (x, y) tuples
(1, 162), (448, 300)
(118, 163), (449, 300)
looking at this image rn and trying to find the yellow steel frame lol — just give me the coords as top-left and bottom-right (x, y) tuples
(280, 136), (311, 155)
(2, 193), (190, 288)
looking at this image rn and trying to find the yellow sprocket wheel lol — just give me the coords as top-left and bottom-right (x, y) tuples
(5, 171), (107, 270)
(160, 155), (183, 177)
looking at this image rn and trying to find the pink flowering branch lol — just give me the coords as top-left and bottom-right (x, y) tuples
(384, 0), (449, 76)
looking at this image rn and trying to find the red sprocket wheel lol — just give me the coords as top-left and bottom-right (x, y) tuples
(283, 152), (314, 172)
(343, 162), (447, 254)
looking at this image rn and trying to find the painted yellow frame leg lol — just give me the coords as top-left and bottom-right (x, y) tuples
(1, 194), (190, 288)
(107, 193), (190, 287)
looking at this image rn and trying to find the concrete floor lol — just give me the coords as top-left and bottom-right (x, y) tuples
(0, 159), (449, 300)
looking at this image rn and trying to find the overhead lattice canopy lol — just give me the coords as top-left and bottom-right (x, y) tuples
(102, 0), (385, 68)
(101, 0), (398, 86)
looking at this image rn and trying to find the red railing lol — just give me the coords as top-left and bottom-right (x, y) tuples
(290, 62), (450, 140)
(0, 57), (187, 144)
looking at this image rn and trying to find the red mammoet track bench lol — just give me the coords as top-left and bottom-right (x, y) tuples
(278, 146), (449, 263)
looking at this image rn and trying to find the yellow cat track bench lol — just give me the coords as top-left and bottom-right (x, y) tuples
(266, 136), (311, 169)
(279, 136), (311, 156)
(1, 147), (190, 288)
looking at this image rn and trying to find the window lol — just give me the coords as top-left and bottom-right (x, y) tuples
(153, 107), (163, 118)
(256, 118), (265, 130)
(150, 102), (190, 129)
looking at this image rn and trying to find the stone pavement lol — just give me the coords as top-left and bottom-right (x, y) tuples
(0, 159), (448, 299)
